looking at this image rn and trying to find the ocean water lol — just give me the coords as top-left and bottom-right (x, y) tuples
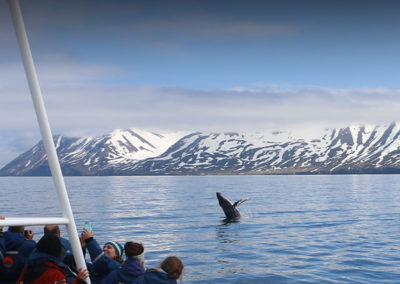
(1, 175), (400, 283)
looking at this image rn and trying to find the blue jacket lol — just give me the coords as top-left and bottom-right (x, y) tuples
(101, 258), (145, 284)
(60, 237), (72, 256)
(85, 238), (121, 283)
(0, 232), (5, 262)
(26, 248), (65, 271)
(4, 231), (36, 257)
(132, 269), (177, 284)
(0, 231), (36, 282)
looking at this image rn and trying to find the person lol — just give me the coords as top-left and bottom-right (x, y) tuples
(44, 224), (72, 259)
(0, 225), (36, 282)
(17, 234), (88, 284)
(132, 256), (184, 284)
(100, 241), (145, 284)
(0, 217), (5, 263)
(80, 228), (123, 283)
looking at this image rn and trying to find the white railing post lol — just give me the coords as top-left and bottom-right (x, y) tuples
(7, 1), (90, 282)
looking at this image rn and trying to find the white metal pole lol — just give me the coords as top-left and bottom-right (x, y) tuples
(0, 217), (69, 227)
(7, 1), (90, 282)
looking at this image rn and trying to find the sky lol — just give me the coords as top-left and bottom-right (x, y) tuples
(1, 0), (400, 167)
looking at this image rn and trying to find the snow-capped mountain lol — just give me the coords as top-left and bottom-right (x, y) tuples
(2, 123), (400, 176)
(0, 128), (187, 176)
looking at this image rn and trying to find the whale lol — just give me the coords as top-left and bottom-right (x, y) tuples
(216, 192), (250, 220)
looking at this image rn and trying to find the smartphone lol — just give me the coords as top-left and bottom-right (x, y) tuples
(84, 221), (92, 232)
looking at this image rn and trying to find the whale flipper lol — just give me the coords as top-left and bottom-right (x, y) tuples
(233, 197), (250, 208)
(216, 192), (250, 220)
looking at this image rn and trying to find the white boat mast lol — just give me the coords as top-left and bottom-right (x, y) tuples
(2, 1), (90, 282)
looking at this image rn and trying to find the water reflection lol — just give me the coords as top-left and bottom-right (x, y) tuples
(215, 220), (241, 244)
(214, 218), (243, 280)
(220, 218), (240, 226)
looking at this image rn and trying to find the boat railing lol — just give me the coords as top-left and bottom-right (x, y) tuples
(2, 1), (90, 283)
(0, 218), (69, 227)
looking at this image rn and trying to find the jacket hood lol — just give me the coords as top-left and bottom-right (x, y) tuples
(141, 269), (176, 284)
(121, 258), (145, 276)
(4, 231), (25, 250)
(28, 248), (63, 268)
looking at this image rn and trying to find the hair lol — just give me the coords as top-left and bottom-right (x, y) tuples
(44, 225), (60, 236)
(114, 255), (124, 263)
(37, 234), (63, 258)
(8, 226), (24, 233)
(160, 256), (184, 280)
(124, 242), (144, 258)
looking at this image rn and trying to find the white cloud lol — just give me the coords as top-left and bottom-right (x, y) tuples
(2, 79), (400, 134)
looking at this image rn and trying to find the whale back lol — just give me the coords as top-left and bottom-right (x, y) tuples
(216, 192), (241, 219)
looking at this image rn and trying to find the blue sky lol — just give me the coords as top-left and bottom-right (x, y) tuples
(1, 0), (400, 167)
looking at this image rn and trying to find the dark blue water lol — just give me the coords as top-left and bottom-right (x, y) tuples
(1, 175), (400, 283)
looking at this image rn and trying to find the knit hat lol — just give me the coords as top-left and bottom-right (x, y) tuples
(37, 234), (63, 258)
(105, 241), (124, 257)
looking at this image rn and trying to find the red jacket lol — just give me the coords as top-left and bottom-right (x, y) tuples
(17, 260), (83, 284)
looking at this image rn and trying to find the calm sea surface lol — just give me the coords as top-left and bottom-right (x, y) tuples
(1, 175), (400, 283)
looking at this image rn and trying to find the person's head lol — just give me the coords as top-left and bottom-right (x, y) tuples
(160, 256), (184, 280)
(8, 226), (24, 234)
(125, 241), (145, 265)
(37, 234), (64, 259)
(44, 225), (61, 238)
(103, 241), (124, 263)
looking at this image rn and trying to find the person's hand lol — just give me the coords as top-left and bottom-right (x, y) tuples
(76, 268), (89, 282)
(81, 228), (94, 240)
(25, 229), (34, 240)
(0, 216), (5, 232)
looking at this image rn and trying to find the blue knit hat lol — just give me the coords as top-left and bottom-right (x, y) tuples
(105, 241), (124, 257)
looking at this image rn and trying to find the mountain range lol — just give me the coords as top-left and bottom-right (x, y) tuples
(1, 123), (400, 176)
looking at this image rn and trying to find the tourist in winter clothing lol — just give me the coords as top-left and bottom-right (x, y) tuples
(17, 234), (88, 284)
(0, 216), (5, 262)
(0, 226), (36, 282)
(100, 241), (145, 284)
(80, 228), (123, 283)
(0, 231), (4, 263)
(44, 224), (72, 259)
(132, 256), (184, 284)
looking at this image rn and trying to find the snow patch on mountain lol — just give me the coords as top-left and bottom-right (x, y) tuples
(106, 128), (188, 163)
